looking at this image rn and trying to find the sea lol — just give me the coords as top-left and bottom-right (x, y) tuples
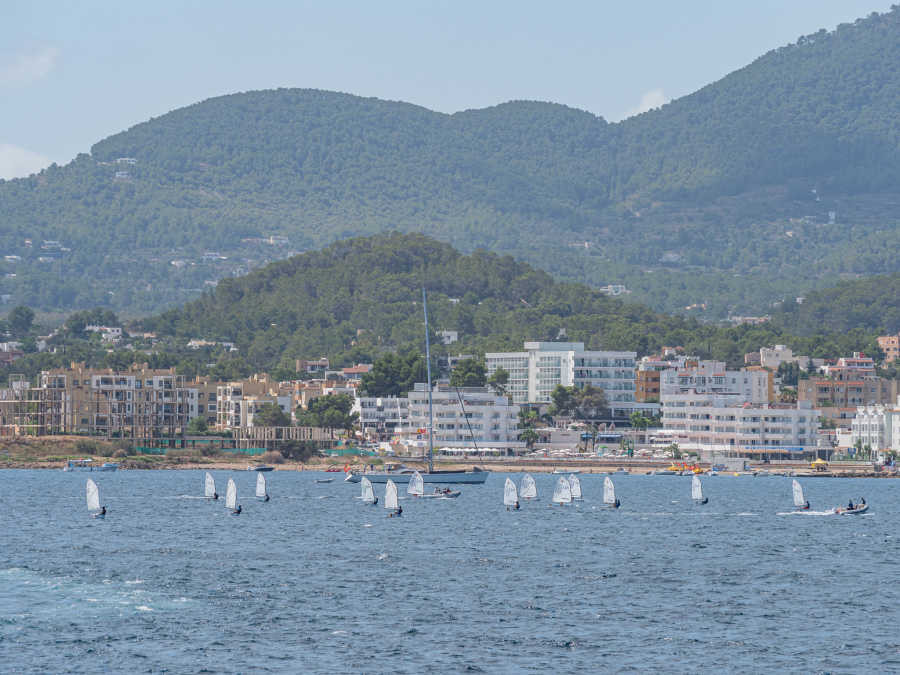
(1, 469), (898, 673)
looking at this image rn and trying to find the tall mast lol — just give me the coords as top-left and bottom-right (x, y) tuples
(422, 287), (434, 474)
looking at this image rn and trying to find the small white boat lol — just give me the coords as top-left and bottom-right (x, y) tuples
(792, 479), (809, 510)
(552, 477), (572, 505)
(519, 473), (538, 500)
(204, 472), (216, 499)
(384, 479), (400, 515)
(602, 476), (619, 508)
(836, 503), (868, 515)
(553, 468), (580, 474)
(692, 475), (708, 504)
(568, 474), (583, 501)
(86, 478), (104, 518)
(247, 465), (274, 472)
(225, 478), (239, 513)
(256, 472), (268, 501)
(504, 478), (519, 508)
(407, 471), (425, 497)
(360, 476), (376, 504)
(315, 477), (334, 484)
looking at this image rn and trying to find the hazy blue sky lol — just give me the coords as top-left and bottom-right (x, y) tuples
(0, 0), (892, 178)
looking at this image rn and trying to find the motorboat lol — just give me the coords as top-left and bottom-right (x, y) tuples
(247, 465), (274, 472)
(64, 459), (118, 472)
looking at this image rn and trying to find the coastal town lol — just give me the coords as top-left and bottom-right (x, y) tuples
(2, 326), (899, 471)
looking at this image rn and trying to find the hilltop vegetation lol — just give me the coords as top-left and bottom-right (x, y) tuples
(1, 8), (900, 316)
(772, 273), (900, 337)
(140, 233), (882, 372)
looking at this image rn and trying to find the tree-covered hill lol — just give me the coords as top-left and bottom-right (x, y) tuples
(2, 8), (900, 316)
(141, 233), (881, 372)
(771, 273), (900, 337)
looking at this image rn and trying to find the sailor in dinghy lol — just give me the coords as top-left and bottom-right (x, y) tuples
(225, 478), (241, 515)
(504, 478), (519, 511)
(602, 476), (620, 509)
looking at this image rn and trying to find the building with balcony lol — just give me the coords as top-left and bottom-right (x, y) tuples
(485, 341), (642, 417)
(407, 383), (522, 452)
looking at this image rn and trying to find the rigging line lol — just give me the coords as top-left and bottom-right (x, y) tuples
(454, 385), (480, 453)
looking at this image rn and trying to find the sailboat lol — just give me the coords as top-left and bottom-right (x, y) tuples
(692, 475), (708, 504)
(792, 479), (809, 509)
(552, 476), (572, 505)
(360, 476), (376, 504)
(504, 478), (519, 508)
(602, 476), (620, 508)
(86, 478), (104, 518)
(205, 472), (217, 499)
(407, 471), (425, 497)
(226, 478), (240, 514)
(256, 472), (269, 501)
(344, 289), (489, 486)
(519, 473), (538, 500)
(384, 479), (400, 515)
(568, 474), (583, 501)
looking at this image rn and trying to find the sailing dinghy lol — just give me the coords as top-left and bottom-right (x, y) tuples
(385, 479), (400, 516)
(205, 472), (217, 499)
(407, 471), (424, 497)
(86, 478), (104, 518)
(519, 473), (538, 500)
(692, 475), (708, 504)
(226, 478), (240, 514)
(792, 479), (809, 509)
(256, 472), (269, 501)
(552, 477), (572, 505)
(568, 474), (583, 501)
(603, 476), (620, 508)
(504, 478), (519, 508)
(361, 477), (376, 504)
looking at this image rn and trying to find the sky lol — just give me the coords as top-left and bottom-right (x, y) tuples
(0, 0), (893, 179)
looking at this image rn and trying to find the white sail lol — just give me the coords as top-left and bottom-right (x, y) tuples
(86, 479), (100, 512)
(552, 476), (572, 504)
(603, 476), (616, 505)
(792, 479), (805, 507)
(407, 471), (424, 496)
(384, 479), (399, 510)
(692, 475), (703, 501)
(256, 472), (267, 498)
(519, 473), (537, 500)
(226, 478), (237, 510)
(504, 477), (518, 506)
(568, 474), (582, 500)
(205, 472), (216, 498)
(361, 476), (375, 503)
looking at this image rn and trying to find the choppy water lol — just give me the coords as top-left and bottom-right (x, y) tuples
(1, 469), (898, 673)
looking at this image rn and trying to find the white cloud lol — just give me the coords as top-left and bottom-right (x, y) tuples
(0, 144), (52, 180)
(621, 88), (670, 120)
(0, 47), (60, 86)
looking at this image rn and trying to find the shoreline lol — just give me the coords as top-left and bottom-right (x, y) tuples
(1, 456), (893, 477)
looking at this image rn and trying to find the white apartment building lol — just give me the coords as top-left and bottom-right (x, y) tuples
(485, 341), (640, 416)
(661, 395), (818, 456)
(407, 383), (523, 451)
(660, 360), (770, 404)
(353, 396), (409, 439)
(850, 399), (900, 454)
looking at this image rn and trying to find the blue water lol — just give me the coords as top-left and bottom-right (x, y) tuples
(1, 469), (898, 673)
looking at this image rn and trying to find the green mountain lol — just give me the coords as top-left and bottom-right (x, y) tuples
(140, 233), (881, 373)
(771, 272), (900, 337)
(2, 8), (899, 316)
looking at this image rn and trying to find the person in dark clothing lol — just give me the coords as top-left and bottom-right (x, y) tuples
(514, 501), (520, 510)
(233, 504), (242, 515)
(213, 492), (219, 500)
(264, 494), (270, 502)
(804, 500), (810, 510)
(614, 498), (621, 509)
(396, 504), (402, 516)
(848, 500), (854, 510)
(99, 506), (106, 516)
(373, 496), (378, 505)
(861, 497), (866, 505)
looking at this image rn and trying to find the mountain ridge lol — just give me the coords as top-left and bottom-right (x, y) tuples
(1, 7), (899, 316)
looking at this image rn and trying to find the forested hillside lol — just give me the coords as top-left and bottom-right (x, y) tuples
(141, 233), (881, 372)
(1, 8), (899, 316)
(771, 273), (900, 336)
